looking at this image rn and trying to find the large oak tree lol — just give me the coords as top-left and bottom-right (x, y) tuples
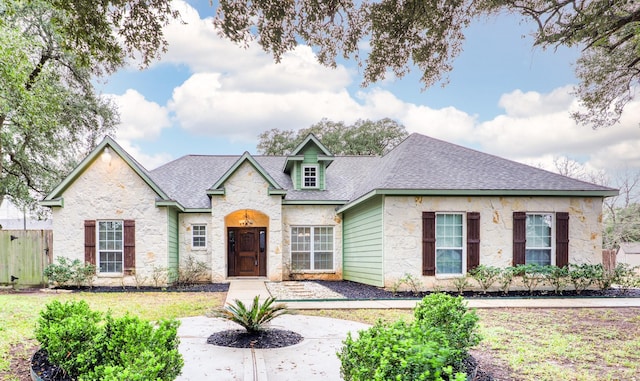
(213, 0), (640, 128)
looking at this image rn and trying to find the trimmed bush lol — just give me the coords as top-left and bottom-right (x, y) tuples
(339, 293), (479, 381)
(35, 300), (183, 380)
(469, 265), (501, 294)
(43, 257), (95, 288)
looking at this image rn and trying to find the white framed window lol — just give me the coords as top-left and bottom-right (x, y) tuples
(526, 213), (553, 266)
(436, 213), (465, 275)
(302, 165), (318, 188)
(192, 224), (207, 248)
(98, 220), (123, 273)
(291, 226), (333, 270)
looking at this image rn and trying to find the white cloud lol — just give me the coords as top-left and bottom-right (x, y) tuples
(108, 89), (171, 141)
(117, 140), (173, 170)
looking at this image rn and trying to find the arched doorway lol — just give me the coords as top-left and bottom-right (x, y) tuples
(225, 210), (268, 277)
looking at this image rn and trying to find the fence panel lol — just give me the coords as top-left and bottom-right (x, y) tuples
(0, 230), (52, 286)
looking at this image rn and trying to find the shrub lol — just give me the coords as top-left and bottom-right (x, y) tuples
(413, 293), (481, 368)
(43, 257), (95, 288)
(592, 264), (616, 290)
(338, 320), (466, 381)
(391, 273), (423, 294)
(497, 266), (516, 294)
(546, 266), (570, 294)
(35, 300), (103, 378)
(613, 263), (640, 293)
(469, 265), (501, 294)
(211, 296), (292, 333)
(35, 300), (183, 380)
(515, 264), (550, 294)
(175, 255), (210, 286)
(568, 264), (597, 294)
(451, 276), (470, 295)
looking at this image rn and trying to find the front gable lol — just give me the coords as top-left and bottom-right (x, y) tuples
(41, 136), (172, 207)
(207, 152), (286, 197)
(283, 134), (334, 191)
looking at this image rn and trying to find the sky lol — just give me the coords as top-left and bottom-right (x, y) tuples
(97, 0), (640, 179)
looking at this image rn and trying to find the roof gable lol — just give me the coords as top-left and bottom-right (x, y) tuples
(284, 133), (335, 174)
(41, 136), (171, 206)
(208, 152), (286, 196)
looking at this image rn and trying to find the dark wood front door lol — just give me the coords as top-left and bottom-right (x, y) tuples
(228, 227), (267, 277)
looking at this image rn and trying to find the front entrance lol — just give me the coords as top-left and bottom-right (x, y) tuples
(227, 227), (267, 277)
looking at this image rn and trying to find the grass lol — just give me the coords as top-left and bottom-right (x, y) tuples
(302, 307), (640, 381)
(2, 291), (639, 381)
(0, 291), (224, 380)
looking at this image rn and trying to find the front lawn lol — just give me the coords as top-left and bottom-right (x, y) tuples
(305, 307), (640, 381)
(0, 291), (225, 381)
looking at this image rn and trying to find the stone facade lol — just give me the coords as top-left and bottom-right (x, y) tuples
(382, 195), (604, 290)
(281, 205), (343, 281)
(210, 162), (284, 281)
(51, 154), (168, 286)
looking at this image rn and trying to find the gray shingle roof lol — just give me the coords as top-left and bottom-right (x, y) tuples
(149, 133), (616, 209)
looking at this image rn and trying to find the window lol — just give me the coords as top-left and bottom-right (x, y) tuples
(525, 213), (553, 266)
(98, 220), (123, 273)
(291, 226), (333, 270)
(435, 213), (464, 274)
(302, 165), (318, 188)
(192, 224), (207, 248)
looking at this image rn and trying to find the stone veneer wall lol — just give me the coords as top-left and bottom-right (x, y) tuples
(178, 213), (213, 281)
(281, 205), (343, 280)
(50, 154), (168, 286)
(382, 195), (604, 290)
(210, 162), (283, 282)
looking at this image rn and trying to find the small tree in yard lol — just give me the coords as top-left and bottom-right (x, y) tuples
(212, 296), (293, 333)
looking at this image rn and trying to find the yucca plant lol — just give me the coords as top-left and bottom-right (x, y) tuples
(212, 296), (292, 333)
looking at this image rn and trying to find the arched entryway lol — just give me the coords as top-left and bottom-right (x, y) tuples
(225, 210), (268, 277)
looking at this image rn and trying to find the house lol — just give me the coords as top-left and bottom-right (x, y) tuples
(617, 243), (640, 269)
(41, 133), (617, 289)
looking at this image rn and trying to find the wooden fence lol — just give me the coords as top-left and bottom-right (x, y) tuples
(0, 230), (52, 286)
(602, 249), (616, 272)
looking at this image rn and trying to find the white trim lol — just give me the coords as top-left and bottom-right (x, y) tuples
(290, 226), (334, 271)
(435, 212), (466, 276)
(191, 224), (207, 250)
(525, 212), (555, 266)
(97, 220), (124, 275)
(301, 164), (319, 189)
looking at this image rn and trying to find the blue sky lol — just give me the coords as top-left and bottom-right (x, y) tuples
(97, 0), (640, 177)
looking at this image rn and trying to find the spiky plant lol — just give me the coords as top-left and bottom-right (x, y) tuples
(212, 296), (292, 333)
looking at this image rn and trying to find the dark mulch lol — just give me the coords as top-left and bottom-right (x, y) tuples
(207, 329), (304, 349)
(31, 349), (72, 381)
(312, 280), (640, 300)
(39, 282), (230, 293)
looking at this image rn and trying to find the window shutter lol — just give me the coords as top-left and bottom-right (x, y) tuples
(124, 220), (136, 275)
(84, 220), (96, 270)
(467, 212), (480, 271)
(513, 212), (526, 265)
(422, 212), (436, 276)
(556, 212), (569, 267)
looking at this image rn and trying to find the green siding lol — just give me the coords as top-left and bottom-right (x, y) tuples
(342, 196), (384, 286)
(294, 145), (326, 190)
(167, 208), (179, 284)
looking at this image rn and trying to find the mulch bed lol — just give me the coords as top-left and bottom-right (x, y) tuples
(207, 328), (304, 348)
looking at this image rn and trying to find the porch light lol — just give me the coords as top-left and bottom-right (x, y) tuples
(101, 147), (112, 164)
(239, 210), (254, 226)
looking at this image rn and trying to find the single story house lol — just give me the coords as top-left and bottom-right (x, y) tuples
(41, 133), (617, 289)
(617, 242), (640, 269)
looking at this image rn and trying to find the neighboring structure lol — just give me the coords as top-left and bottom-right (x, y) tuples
(617, 243), (640, 269)
(41, 133), (617, 289)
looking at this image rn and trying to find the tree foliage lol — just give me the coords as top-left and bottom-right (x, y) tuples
(214, 0), (640, 127)
(0, 0), (178, 210)
(257, 118), (408, 155)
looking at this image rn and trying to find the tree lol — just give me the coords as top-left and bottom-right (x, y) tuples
(213, 0), (639, 127)
(257, 118), (408, 155)
(0, 0), (179, 210)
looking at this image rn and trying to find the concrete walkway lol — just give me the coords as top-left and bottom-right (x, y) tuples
(175, 280), (640, 381)
(226, 279), (640, 309)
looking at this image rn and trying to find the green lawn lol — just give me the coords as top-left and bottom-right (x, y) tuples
(2, 291), (639, 381)
(0, 291), (225, 381)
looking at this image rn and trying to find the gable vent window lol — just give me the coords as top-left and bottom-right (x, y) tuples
(302, 165), (318, 188)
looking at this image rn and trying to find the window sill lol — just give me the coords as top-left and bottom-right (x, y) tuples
(191, 247), (207, 251)
(291, 270), (335, 274)
(435, 274), (465, 280)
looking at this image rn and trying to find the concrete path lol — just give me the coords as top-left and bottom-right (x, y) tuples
(225, 279), (640, 309)
(176, 314), (369, 381)
(182, 280), (640, 381)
